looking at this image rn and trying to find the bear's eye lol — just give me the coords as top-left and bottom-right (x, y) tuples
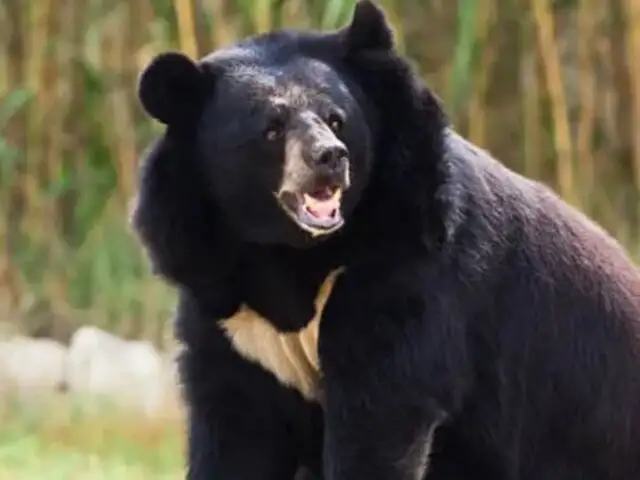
(327, 113), (343, 133)
(264, 120), (284, 141)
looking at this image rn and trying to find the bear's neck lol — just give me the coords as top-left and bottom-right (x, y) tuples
(231, 242), (343, 332)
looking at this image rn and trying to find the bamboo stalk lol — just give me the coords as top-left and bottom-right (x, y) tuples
(28, 0), (59, 241)
(1, 0), (639, 334)
(114, 3), (142, 203)
(467, 0), (496, 146)
(175, 0), (199, 58)
(622, 0), (640, 190)
(521, 16), (542, 180)
(3, 0), (28, 313)
(592, 18), (622, 227)
(531, 0), (576, 205)
(210, 0), (235, 48)
(254, 0), (274, 34)
(576, 0), (597, 199)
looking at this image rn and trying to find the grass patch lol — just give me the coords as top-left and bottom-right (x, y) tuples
(0, 393), (184, 479)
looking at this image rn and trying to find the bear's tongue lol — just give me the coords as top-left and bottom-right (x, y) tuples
(302, 188), (341, 219)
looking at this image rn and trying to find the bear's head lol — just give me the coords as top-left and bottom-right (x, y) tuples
(131, 1), (451, 309)
(136, 3), (393, 247)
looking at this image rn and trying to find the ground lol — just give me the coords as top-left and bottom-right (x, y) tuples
(0, 394), (183, 479)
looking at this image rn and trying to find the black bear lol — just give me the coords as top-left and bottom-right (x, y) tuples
(131, 1), (640, 479)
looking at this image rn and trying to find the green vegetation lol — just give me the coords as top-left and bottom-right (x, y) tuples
(1, 0), (639, 474)
(2, 0), (639, 339)
(0, 394), (183, 479)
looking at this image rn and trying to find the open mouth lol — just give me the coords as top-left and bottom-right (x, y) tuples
(277, 185), (345, 237)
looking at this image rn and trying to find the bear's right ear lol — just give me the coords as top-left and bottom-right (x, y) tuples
(137, 52), (205, 125)
(343, 1), (395, 54)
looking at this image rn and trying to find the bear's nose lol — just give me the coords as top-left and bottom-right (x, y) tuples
(314, 144), (349, 172)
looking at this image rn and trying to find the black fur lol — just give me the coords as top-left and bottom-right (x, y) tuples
(132, 1), (640, 479)
(137, 52), (206, 126)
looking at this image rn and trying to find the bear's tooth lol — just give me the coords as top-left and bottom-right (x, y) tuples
(303, 188), (342, 210)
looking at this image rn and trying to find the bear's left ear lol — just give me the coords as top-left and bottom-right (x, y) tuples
(343, 1), (394, 54)
(137, 52), (205, 125)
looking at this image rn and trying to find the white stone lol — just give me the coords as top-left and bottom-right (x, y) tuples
(0, 336), (67, 396)
(64, 326), (178, 417)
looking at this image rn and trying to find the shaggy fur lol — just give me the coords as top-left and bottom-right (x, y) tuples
(132, 1), (640, 479)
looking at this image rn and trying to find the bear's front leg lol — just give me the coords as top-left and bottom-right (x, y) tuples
(176, 295), (300, 480)
(319, 261), (469, 480)
(180, 345), (301, 480)
(322, 389), (445, 479)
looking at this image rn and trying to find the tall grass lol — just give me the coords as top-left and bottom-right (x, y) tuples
(1, 0), (639, 340)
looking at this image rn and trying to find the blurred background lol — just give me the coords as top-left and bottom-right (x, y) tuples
(1, 0), (639, 477)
